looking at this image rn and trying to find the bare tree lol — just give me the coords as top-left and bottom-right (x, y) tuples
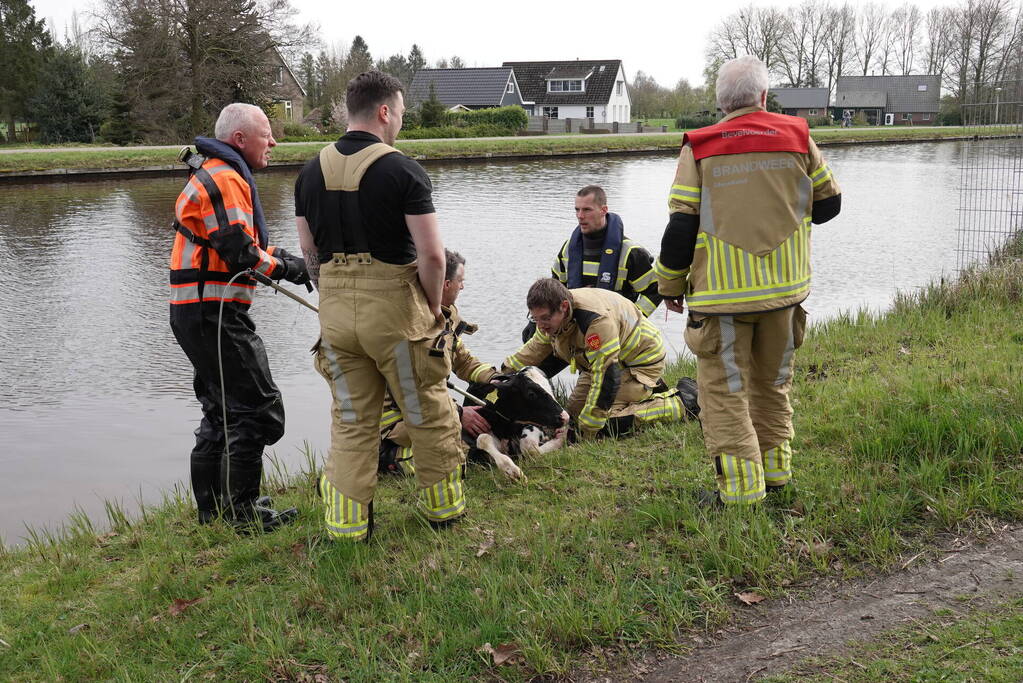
(705, 5), (786, 74)
(923, 7), (953, 82)
(855, 3), (887, 75)
(824, 3), (857, 93)
(777, 0), (832, 87)
(892, 3), (923, 75)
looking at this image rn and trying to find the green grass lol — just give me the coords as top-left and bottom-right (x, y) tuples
(0, 126), (1008, 174)
(766, 598), (1023, 681)
(2, 241), (1022, 680)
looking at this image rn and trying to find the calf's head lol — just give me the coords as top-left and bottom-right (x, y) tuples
(490, 367), (568, 429)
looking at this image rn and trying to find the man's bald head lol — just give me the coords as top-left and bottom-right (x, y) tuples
(213, 103), (276, 170)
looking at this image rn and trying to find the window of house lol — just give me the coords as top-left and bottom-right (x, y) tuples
(923, 112), (931, 120)
(586, 106), (594, 119)
(616, 81), (623, 95)
(274, 66), (284, 85)
(284, 100), (293, 120)
(902, 112), (912, 120)
(917, 84), (927, 91)
(507, 82), (514, 93)
(808, 108), (818, 115)
(548, 80), (583, 92)
(543, 106), (559, 119)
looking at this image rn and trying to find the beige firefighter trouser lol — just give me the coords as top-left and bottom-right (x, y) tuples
(684, 306), (806, 504)
(314, 255), (466, 539)
(567, 365), (689, 431)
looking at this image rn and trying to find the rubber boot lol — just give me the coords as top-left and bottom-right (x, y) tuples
(676, 377), (700, 419)
(224, 459), (297, 533)
(190, 439), (224, 525)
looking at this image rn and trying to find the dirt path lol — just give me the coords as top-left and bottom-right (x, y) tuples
(618, 524), (1023, 682)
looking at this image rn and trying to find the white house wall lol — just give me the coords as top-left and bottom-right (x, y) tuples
(605, 66), (631, 123)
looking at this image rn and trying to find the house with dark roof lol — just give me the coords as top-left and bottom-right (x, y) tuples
(833, 75), (940, 125)
(769, 87), (830, 120)
(267, 48), (306, 122)
(407, 68), (526, 110)
(501, 59), (631, 123)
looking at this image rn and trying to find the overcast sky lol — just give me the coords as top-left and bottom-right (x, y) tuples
(31, 0), (955, 88)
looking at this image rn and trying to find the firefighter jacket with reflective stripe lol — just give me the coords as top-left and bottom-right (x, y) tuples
(505, 288), (665, 433)
(552, 215), (661, 316)
(655, 107), (841, 314)
(169, 150), (285, 306)
(380, 304), (496, 432)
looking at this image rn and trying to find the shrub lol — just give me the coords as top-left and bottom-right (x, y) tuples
(676, 114), (717, 129)
(808, 116), (833, 128)
(447, 106), (528, 130)
(283, 121), (319, 137)
(398, 123), (516, 140)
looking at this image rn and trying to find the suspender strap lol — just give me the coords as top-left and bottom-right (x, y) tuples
(318, 142), (399, 257)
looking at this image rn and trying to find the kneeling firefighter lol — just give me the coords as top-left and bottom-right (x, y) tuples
(169, 103), (310, 532)
(506, 278), (698, 441)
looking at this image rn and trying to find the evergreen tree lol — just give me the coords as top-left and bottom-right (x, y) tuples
(0, 0), (52, 142)
(300, 52), (318, 111)
(407, 44), (425, 77)
(345, 35), (372, 77)
(419, 83), (446, 127)
(30, 43), (109, 143)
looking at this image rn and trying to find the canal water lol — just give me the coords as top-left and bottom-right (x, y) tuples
(0, 141), (994, 543)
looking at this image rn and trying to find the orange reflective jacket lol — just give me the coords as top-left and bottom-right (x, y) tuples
(169, 158), (283, 306)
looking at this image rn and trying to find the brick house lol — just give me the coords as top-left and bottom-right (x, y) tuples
(769, 87), (830, 120)
(267, 48), (306, 122)
(833, 75), (940, 125)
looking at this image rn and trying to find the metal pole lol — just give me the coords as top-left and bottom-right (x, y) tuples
(246, 269), (319, 313)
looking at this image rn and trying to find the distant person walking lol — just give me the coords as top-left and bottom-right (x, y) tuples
(654, 56), (842, 506)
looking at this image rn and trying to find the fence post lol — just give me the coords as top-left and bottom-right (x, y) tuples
(612, 121), (619, 134)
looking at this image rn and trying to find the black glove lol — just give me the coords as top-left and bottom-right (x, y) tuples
(280, 254), (311, 287)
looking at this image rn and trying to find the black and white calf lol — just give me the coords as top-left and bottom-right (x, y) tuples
(465, 367), (569, 481)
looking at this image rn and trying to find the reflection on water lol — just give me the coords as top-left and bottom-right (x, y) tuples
(0, 141), (1004, 542)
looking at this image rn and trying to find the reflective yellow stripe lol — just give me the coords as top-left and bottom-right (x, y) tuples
(379, 409), (402, 429)
(811, 164), (831, 187)
(630, 268), (657, 291)
(468, 365), (494, 383)
(320, 475), (370, 540)
(763, 440), (792, 484)
(636, 294), (657, 316)
(419, 468), (465, 522)
(716, 455), (766, 504)
(653, 258), (688, 279)
(670, 184), (702, 202)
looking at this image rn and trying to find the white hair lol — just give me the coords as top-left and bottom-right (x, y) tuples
(214, 103), (264, 141)
(716, 56), (770, 113)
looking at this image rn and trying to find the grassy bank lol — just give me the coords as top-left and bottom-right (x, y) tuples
(0, 126), (1004, 175)
(2, 241), (1022, 680)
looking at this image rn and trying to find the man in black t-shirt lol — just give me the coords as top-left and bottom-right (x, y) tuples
(295, 71), (466, 541)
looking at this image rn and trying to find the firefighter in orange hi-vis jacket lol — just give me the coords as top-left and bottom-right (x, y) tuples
(169, 103), (310, 532)
(654, 56), (842, 507)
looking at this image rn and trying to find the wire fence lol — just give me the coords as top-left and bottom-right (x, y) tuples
(957, 80), (1023, 271)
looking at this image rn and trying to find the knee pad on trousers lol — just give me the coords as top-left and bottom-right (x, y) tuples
(763, 440), (792, 486)
(418, 466), (466, 523)
(320, 474), (373, 541)
(714, 454), (766, 504)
